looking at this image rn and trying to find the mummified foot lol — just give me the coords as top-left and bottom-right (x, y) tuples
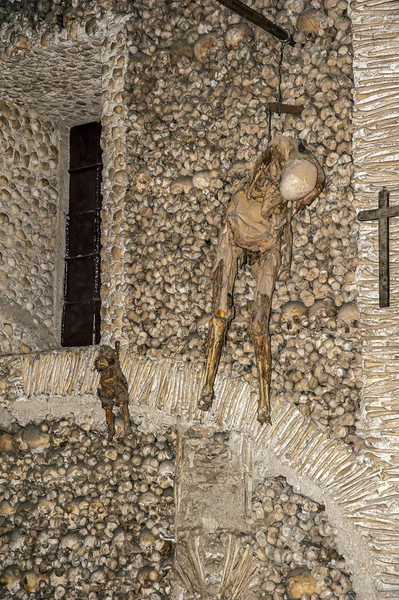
(198, 387), (214, 411)
(257, 404), (271, 425)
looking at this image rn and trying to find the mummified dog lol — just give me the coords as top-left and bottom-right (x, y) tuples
(94, 342), (132, 441)
(199, 135), (325, 424)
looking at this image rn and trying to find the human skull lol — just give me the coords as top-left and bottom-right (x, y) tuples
(20, 571), (42, 593)
(280, 158), (318, 201)
(280, 301), (309, 333)
(196, 313), (211, 338)
(297, 8), (329, 38)
(337, 303), (359, 332)
(0, 565), (21, 590)
(308, 298), (337, 325)
(134, 167), (152, 193)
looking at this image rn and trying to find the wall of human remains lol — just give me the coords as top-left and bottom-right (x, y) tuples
(0, 0), (360, 444)
(0, 101), (60, 355)
(3, 0), (399, 598)
(0, 415), (358, 600)
(0, 417), (176, 599)
(123, 0), (360, 447)
(0, 5), (129, 353)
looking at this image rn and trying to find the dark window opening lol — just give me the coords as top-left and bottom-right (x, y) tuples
(61, 121), (102, 347)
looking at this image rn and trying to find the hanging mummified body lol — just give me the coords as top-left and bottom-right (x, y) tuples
(199, 42), (325, 424)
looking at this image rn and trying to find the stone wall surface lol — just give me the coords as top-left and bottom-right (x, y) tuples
(0, 99), (59, 355)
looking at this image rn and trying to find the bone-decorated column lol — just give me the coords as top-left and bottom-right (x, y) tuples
(172, 425), (262, 600)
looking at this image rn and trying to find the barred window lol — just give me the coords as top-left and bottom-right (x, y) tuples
(61, 122), (102, 347)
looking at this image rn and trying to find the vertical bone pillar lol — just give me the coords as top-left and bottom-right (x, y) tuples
(100, 20), (129, 345)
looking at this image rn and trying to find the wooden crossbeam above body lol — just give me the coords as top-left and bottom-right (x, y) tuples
(358, 187), (399, 308)
(214, 0), (295, 46)
(267, 102), (303, 115)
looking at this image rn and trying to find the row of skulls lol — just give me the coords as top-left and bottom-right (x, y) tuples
(280, 300), (359, 333)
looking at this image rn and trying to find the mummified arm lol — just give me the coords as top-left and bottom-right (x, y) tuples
(247, 147), (275, 200)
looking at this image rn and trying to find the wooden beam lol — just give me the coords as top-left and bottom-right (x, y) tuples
(378, 187), (390, 308)
(267, 102), (303, 115)
(358, 204), (399, 221)
(214, 0), (295, 46)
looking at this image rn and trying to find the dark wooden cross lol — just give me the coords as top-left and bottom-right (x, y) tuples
(358, 187), (399, 308)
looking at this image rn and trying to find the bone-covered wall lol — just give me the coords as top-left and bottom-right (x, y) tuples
(0, 0), (389, 597)
(252, 476), (356, 598)
(123, 0), (360, 446)
(0, 0), (360, 434)
(0, 417), (176, 599)
(0, 0), (361, 445)
(0, 101), (60, 355)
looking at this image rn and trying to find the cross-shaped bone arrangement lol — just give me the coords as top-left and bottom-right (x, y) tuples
(199, 135), (325, 424)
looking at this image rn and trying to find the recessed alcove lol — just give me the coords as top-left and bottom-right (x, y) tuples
(0, 19), (128, 355)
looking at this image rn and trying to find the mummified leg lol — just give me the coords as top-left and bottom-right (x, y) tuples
(120, 403), (132, 437)
(199, 225), (242, 411)
(105, 408), (115, 441)
(251, 248), (281, 424)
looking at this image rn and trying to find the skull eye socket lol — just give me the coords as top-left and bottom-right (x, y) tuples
(298, 142), (306, 153)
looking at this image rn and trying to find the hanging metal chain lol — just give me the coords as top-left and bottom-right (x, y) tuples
(267, 33), (291, 141)
(277, 34), (291, 112)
